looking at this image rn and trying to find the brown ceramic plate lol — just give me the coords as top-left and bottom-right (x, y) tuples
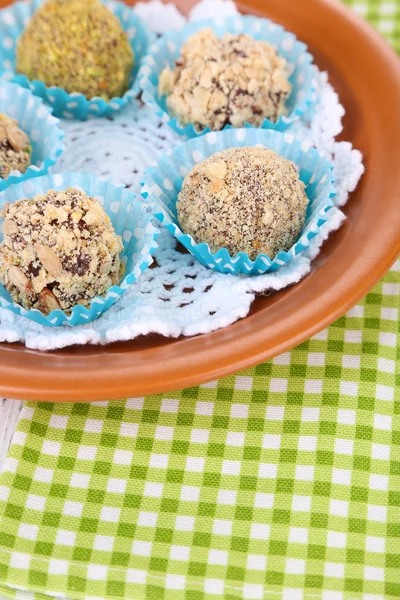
(0, 0), (399, 402)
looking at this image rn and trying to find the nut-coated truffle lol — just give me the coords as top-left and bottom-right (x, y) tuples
(16, 0), (134, 101)
(0, 188), (123, 314)
(177, 147), (308, 260)
(0, 113), (31, 180)
(159, 28), (291, 132)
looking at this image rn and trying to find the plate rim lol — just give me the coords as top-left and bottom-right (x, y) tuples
(0, 0), (399, 402)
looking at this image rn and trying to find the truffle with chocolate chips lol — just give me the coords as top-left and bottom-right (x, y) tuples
(0, 188), (123, 314)
(0, 113), (31, 180)
(159, 28), (291, 132)
(16, 0), (134, 101)
(177, 147), (308, 260)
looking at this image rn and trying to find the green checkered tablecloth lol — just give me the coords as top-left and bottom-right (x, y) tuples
(0, 1), (399, 600)
(348, 0), (400, 50)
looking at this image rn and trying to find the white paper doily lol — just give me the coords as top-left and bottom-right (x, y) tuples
(0, 0), (364, 350)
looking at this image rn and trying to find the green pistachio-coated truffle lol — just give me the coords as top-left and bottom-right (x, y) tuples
(16, 0), (135, 101)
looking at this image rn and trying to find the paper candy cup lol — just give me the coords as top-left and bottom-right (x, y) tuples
(0, 0), (155, 120)
(139, 15), (317, 138)
(0, 173), (160, 326)
(0, 81), (64, 192)
(141, 128), (336, 276)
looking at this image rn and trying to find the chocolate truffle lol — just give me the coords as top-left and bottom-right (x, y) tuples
(177, 147), (308, 260)
(16, 0), (134, 101)
(0, 113), (31, 180)
(0, 188), (123, 314)
(159, 28), (291, 132)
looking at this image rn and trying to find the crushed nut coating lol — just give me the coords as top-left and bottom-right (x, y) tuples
(16, 0), (134, 101)
(177, 147), (308, 260)
(159, 28), (291, 132)
(0, 188), (123, 314)
(0, 113), (31, 180)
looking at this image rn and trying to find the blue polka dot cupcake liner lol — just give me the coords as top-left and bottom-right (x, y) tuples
(0, 0), (155, 120)
(0, 173), (160, 326)
(138, 15), (317, 139)
(0, 81), (64, 192)
(141, 128), (336, 276)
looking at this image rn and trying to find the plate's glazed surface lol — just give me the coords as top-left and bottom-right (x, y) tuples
(0, 0), (399, 402)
